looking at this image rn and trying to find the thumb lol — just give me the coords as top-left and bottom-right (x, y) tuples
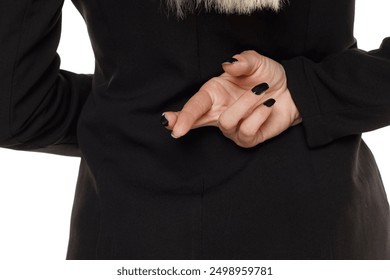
(221, 50), (264, 77)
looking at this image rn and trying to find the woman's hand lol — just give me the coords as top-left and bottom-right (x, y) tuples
(162, 50), (302, 148)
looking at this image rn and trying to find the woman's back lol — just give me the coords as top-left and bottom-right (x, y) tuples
(0, 0), (389, 259)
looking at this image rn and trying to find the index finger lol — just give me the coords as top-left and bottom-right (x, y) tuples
(171, 89), (213, 138)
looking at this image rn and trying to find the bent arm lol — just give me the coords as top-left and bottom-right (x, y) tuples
(0, 0), (92, 156)
(282, 38), (390, 148)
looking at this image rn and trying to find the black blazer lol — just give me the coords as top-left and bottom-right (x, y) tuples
(1, 0), (390, 259)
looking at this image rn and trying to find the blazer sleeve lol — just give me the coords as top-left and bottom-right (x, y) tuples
(0, 0), (92, 156)
(282, 37), (390, 148)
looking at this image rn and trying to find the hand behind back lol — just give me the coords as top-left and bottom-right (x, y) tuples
(163, 50), (301, 148)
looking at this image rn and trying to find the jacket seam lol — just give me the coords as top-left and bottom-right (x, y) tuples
(303, 0), (325, 119)
(8, 0), (33, 145)
(195, 15), (203, 80)
(303, 0), (334, 257)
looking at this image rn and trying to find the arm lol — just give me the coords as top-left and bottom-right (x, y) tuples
(163, 39), (390, 148)
(0, 0), (92, 156)
(282, 38), (390, 147)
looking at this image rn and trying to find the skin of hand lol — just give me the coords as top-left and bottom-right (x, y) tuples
(163, 50), (302, 148)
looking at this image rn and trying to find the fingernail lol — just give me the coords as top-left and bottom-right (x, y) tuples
(222, 57), (238, 65)
(171, 133), (179, 139)
(263, 98), (276, 107)
(251, 83), (269, 95)
(160, 113), (169, 127)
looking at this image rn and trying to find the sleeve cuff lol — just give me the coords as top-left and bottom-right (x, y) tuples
(281, 57), (333, 148)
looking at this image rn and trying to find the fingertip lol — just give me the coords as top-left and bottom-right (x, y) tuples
(222, 56), (253, 77)
(251, 82), (269, 95)
(263, 98), (276, 108)
(171, 113), (194, 139)
(171, 124), (188, 139)
(221, 57), (238, 65)
(170, 132), (179, 139)
(161, 112), (178, 130)
(161, 113), (169, 127)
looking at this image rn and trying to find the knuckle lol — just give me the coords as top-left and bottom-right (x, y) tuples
(221, 131), (235, 141)
(206, 77), (222, 88)
(180, 109), (197, 123)
(242, 50), (262, 60)
(191, 97), (207, 113)
(257, 130), (265, 144)
(236, 140), (255, 149)
(242, 50), (255, 56)
(218, 114), (235, 131)
(239, 122), (257, 138)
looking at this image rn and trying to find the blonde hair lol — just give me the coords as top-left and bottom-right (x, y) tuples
(166, 0), (283, 18)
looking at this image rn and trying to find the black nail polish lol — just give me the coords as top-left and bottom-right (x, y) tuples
(263, 98), (276, 107)
(251, 83), (269, 95)
(160, 114), (169, 127)
(222, 57), (238, 65)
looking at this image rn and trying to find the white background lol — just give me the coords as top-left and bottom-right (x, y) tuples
(0, 0), (389, 278)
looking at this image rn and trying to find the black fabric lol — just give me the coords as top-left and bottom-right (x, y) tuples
(282, 40), (390, 147)
(1, 0), (390, 259)
(0, 0), (91, 154)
